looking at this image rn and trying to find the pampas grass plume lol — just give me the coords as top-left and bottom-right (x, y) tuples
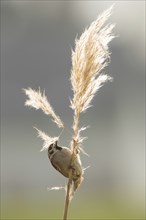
(23, 5), (115, 220)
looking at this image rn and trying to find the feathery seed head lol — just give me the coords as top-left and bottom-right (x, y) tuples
(70, 6), (115, 114)
(23, 88), (64, 128)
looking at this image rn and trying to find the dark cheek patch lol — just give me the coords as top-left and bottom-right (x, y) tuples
(49, 150), (54, 155)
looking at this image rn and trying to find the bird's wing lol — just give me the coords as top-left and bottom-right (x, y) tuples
(50, 160), (68, 178)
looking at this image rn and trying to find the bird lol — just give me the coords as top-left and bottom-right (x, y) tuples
(48, 140), (83, 191)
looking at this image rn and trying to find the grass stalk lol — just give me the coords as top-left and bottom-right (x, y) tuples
(63, 175), (72, 220)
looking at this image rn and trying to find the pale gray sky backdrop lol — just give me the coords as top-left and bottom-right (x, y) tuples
(1, 1), (145, 219)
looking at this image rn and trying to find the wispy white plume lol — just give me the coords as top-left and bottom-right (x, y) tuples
(70, 5), (115, 114)
(23, 88), (64, 128)
(70, 5), (115, 159)
(47, 186), (65, 191)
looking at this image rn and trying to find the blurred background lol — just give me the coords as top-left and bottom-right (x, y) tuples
(1, 1), (145, 219)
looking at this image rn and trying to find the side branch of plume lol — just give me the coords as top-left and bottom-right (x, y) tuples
(23, 88), (64, 128)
